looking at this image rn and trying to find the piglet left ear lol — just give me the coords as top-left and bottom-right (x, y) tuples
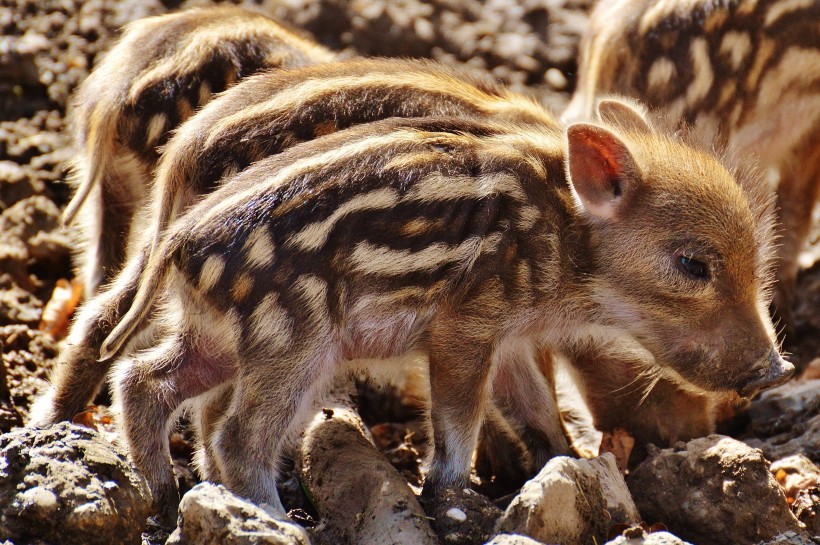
(566, 123), (640, 220)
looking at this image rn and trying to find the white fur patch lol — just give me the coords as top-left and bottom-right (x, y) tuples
(199, 255), (225, 291)
(145, 113), (168, 147)
(243, 226), (276, 269)
(686, 38), (714, 105)
(349, 238), (482, 277)
(249, 292), (293, 351)
(765, 0), (814, 26)
(647, 57), (676, 94)
(288, 188), (399, 251)
(720, 31), (752, 71)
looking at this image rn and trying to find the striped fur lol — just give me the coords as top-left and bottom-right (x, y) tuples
(565, 0), (820, 333)
(32, 57), (560, 430)
(104, 113), (789, 522)
(64, 5), (335, 296)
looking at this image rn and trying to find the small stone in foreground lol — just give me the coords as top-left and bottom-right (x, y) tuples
(425, 487), (503, 545)
(495, 455), (610, 545)
(165, 482), (309, 545)
(484, 533), (544, 544)
(605, 530), (693, 545)
(0, 422), (151, 545)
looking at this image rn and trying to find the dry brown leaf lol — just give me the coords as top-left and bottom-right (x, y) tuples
(39, 278), (84, 339)
(599, 427), (635, 473)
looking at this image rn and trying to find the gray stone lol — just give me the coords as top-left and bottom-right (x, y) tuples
(757, 531), (820, 544)
(589, 453), (640, 526)
(745, 380), (820, 463)
(424, 487), (502, 545)
(0, 422), (151, 545)
(495, 455), (610, 545)
(165, 482), (309, 545)
(484, 534), (544, 545)
(605, 530), (693, 545)
(628, 435), (802, 545)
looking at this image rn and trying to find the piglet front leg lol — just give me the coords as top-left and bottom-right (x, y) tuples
(421, 292), (502, 501)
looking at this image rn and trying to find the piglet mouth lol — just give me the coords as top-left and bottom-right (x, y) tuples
(737, 349), (795, 399)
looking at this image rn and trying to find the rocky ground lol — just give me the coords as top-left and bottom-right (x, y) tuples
(0, 0), (819, 544)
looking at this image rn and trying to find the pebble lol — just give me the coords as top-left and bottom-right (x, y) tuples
(446, 507), (468, 522)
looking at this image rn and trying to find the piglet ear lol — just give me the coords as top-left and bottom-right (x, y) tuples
(596, 98), (653, 134)
(566, 123), (640, 220)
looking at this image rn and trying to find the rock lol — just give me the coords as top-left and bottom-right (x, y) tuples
(605, 530), (693, 545)
(770, 455), (820, 534)
(496, 454), (639, 545)
(627, 435), (803, 545)
(0, 422), (151, 545)
(165, 482), (309, 545)
(758, 531), (820, 545)
(748, 381), (820, 436)
(589, 453), (640, 526)
(744, 380), (820, 464)
(0, 336), (23, 433)
(0, 195), (71, 268)
(790, 487), (820, 536)
(299, 379), (437, 545)
(423, 487), (503, 545)
(484, 534), (544, 545)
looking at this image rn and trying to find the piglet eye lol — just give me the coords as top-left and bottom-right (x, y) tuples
(677, 255), (709, 280)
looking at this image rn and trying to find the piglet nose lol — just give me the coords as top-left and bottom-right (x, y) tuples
(738, 349), (795, 398)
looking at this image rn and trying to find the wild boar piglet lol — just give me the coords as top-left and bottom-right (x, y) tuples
(64, 5), (334, 296)
(101, 110), (792, 523)
(29, 7), (335, 427)
(31, 57), (558, 429)
(565, 0), (820, 332)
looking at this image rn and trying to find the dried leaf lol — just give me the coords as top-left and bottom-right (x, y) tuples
(39, 278), (84, 339)
(599, 427), (635, 473)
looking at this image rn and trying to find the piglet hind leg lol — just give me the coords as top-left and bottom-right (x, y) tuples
(191, 382), (235, 483)
(494, 342), (570, 469)
(115, 332), (235, 528)
(29, 250), (149, 427)
(212, 342), (333, 516)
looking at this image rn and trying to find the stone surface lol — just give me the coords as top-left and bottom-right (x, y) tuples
(423, 487), (503, 545)
(299, 381), (437, 545)
(484, 534), (544, 545)
(588, 453), (640, 526)
(605, 530), (693, 545)
(744, 381), (820, 464)
(495, 455), (609, 545)
(758, 531), (820, 545)
(165, 482), (309, 545)
(769, 455), (820, 535)
(627, 435), (802, 545)
(1, 325), (57, 420)
(0, 422), (151, 545)
(0, 337), (23, 433)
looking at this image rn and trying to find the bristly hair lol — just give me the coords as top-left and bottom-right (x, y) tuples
(603, 97), (780, 297)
